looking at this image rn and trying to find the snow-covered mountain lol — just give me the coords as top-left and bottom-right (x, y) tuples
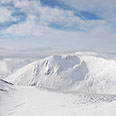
(0, 58), (33, 79)
(6, 52), (116, 94)
(1, 52), (116, 116)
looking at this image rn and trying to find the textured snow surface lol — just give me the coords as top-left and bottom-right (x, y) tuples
(6, 52), (116, 94)
(0, 86), (116, 116)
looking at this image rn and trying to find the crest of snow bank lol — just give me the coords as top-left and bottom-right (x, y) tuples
(6, 52), (116, 94)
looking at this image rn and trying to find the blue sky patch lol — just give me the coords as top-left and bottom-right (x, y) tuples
(49, 23), (65, 30)
(48, 23), (85, 31)
(12, 11), (27, 22)
(0, 12), (26, 31)
(0, 21), (17, 30)
(0, 4), (27, 31)
(1, 1), (14, 10)
(40, 0), (71, 10)
(75, 11), (101, 20)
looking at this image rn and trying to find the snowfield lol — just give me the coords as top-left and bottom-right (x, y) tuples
(1, 52), (116, 116)
(0, 85), (116, 116)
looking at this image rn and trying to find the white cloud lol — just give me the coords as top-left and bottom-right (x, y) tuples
(0, 0), (116, 54)
(0, 6), (16, 23)
(60, 0), (116, 22)
(2, 0), (110, 38)
(2, 14), (51, 37)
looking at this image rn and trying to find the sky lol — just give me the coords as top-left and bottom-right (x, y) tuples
(0, 0), (116, 57)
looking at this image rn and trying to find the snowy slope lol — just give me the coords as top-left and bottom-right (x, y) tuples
(6, 52), (116, 94)
(0, 58), (33, 79)
(0, 79), (17, 116)
(0, 86), (116, 116)
(0, 79), (14, 113)
(0, 79), (13, 93)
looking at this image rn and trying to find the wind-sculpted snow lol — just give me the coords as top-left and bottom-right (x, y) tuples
(6, 52), (116, 94)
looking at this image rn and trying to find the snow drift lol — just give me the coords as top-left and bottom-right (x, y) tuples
(6, 52), (116, 94)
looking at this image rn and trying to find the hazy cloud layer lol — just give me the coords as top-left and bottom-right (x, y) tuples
(0, 0), (116, 56)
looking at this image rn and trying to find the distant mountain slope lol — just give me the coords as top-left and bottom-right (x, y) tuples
(0, 58), (33, 79)
(6, 52), (116, 94)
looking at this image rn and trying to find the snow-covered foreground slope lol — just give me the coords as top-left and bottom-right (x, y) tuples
(6, 52), (116, 94)
(0, 86), (116, 116)
(0, 58), (33, 79)
(0, 79), (13, 93)
(0, 79), (15, 116)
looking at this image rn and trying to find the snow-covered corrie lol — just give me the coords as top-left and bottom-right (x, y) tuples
(6, 52), (116, 94)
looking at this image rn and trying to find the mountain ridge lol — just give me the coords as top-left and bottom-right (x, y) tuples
(5, 52), (116, 94)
